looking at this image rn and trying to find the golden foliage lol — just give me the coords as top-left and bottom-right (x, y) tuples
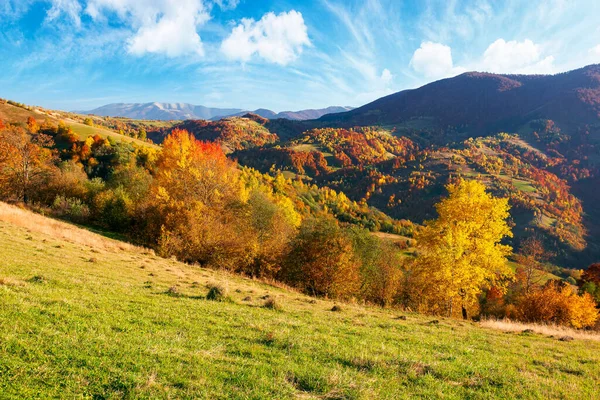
(411, 180), (513, 317)
(0, 126), (56, 203)
(515, 281), (598, 329)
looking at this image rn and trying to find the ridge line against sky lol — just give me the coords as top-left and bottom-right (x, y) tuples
(0, 0), (599, 112)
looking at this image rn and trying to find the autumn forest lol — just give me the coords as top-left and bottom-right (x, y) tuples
(2, 68), (600, 331)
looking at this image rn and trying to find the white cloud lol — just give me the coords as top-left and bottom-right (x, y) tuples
(47, 0), (82, 27)
(380, 68), (392, 84)
(589, 44), (600, 61)
(410, 39), (559, 81)
(409, 42), (465, 79)
(481, 39), (555, 74)
(86, 0), (210, 57)
(221, 10), (310, 65)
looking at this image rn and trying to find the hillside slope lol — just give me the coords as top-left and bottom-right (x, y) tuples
(1, 203), (599, 399)
(148, 114), (278, 152)
(320, 64), (600, 134)
(0, 100), (155, 148)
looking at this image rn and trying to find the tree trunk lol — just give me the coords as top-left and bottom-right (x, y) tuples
(462, 305), (468, 320)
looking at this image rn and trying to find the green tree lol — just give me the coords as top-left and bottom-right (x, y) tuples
(349, 228), (404, 307)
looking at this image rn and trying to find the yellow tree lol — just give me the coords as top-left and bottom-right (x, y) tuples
(412, 180), (513, 318)
(154, 128), (241, 208)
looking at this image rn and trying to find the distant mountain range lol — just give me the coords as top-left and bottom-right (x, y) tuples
(221, 106), (355, 121)
(79, 102), (354, 121)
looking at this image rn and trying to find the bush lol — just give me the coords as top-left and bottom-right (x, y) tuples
(515, 281), (599, 328)
(349, 228), (405, 307)
(245, 190), (298, 278)
(263, 297), (281, 310)
(92, 187), (132, 231)
(206, 284), (228, 301)
(281, 216), (360, 299)
(52, 195), (90, 223)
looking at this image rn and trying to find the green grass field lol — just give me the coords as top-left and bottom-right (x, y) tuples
(1, 205), (600, 399)
(67, 121), (158, 148)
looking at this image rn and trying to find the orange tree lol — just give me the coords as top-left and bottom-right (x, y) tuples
(281, 216), (360, 299)
(148, 129), (255, 269)
(0, 125), (55, 203)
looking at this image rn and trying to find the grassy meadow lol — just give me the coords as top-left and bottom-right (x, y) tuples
(1, 203), (600, 399)
(67, 121), (158, 148)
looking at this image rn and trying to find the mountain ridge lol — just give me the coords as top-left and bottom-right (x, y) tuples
(79, 102), (354, 121)
(319, 64), (600, 133)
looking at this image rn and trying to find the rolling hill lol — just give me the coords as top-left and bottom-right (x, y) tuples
(0, 99), (156, 148)
(320, 64), (600, 135)
(147, 113), (279, 152)
(1, 202), (599, 399)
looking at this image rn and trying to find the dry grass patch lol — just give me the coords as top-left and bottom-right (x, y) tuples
(0, 277), (25, 287)
(480, 318), (600, 342)
(0, 202), (143, 254)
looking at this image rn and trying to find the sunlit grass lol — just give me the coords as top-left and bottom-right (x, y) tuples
(480, 318), (600, 342)
(68, 121), (158, 148)
(1, 205), (599, 398)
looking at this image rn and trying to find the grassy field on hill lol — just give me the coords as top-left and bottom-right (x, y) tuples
(67, 120), (157, 148)
(0, 101), (156, 148)
(1, 203), (599, 399)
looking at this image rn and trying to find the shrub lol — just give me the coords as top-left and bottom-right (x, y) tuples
(206, 283), (228, 301)
(245, 190), (298, 278)
(166, 286), (181, 297)
(515, 281), (599, 328)
(349, 228), (404, 307)
(93, 187), (133, 231)
(52, 195), (90, 223)
(263, 297), (281, 310)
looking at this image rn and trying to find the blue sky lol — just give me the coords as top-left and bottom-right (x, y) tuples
(1, 0), (600, 112)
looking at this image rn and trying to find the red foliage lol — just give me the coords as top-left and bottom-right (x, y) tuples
(235, 147), (330, 176)
(582, 263), (600, 285)
(161, 118), (278, 152)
